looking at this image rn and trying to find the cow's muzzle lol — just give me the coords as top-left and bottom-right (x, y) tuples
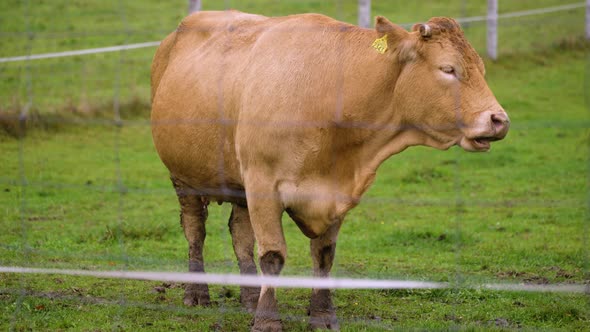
(462, 110), (510, 152)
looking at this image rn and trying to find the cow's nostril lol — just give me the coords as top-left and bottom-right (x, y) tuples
(491, 113), (505, 124)
(490, 112), (510, 136)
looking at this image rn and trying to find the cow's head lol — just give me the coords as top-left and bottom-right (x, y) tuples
(377, 16), (509, 152)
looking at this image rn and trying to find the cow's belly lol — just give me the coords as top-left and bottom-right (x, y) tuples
(151, 97), (244, 204)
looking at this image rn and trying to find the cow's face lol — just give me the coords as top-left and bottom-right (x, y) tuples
(381, 17), (509, 151)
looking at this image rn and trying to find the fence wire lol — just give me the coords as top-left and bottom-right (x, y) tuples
(1, 1), (589, 330)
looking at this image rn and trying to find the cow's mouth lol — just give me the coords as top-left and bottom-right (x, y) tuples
(460, 136), (499, 152)
(473, 137), (492, 150)
(473, 136), (503, 150)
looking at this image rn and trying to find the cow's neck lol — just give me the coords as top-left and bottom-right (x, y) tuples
(330, 40), (429, 208)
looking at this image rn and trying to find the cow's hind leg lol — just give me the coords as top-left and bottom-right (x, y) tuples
(228, 203), (260, 313)
(171, 177), (210, 306)
(309, 220), (342, 330)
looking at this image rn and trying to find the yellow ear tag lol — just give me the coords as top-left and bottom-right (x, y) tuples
(372, 34), (388, 54)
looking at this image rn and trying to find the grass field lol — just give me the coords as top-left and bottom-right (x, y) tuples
(1, 0), (590, 331)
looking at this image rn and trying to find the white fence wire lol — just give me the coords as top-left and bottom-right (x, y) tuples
(1, 266), (588, 293)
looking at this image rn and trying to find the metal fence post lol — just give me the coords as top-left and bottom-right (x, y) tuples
(358, 0), (371, 28)
(189, 0), (202, 14)
(586, 0), (590, 39)
(487, 0), (498, 60)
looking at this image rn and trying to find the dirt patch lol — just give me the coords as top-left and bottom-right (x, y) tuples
(0, 107), (65, 138)
(495, 270), (549, 284)
(0, 96), (150, 139)
(523, 275), (549, 285)
(494, 267), (584, 285)
(495, 270), (526, 279)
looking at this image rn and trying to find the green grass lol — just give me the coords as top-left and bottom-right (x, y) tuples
(1, 0), (590, 331)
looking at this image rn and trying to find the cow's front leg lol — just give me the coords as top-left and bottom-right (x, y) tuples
(309, 220), (342, 330)
(171, 178), (210, 306)
(228, 203), (260, 313)
(245, 176), (286, 332)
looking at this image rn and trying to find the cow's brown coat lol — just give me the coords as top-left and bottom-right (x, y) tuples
(151, 11), (509, 331)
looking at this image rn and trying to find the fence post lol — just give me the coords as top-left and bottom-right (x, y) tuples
(188, 0), (201, 14)
(487, 0), (498, 60)
(358, 0), (371, 28)
(586, 0), (590, 39)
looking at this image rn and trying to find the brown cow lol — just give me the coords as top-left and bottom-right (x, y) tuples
(151, 10), (509, 332)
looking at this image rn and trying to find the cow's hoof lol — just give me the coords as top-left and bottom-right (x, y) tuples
(252, 318), (282, 332)
(241, 286), (260, 314)
(309, 313), (339, 331)
(183, 284), (210, 306)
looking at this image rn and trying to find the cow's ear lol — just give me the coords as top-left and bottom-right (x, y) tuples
(375, 16), (416, 62)
(375, 16), (408, 42)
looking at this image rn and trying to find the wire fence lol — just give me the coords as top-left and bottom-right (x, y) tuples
(0, 2), (587, 64)
(1, 0), (589, 330)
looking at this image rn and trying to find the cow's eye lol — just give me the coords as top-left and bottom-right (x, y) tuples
(440, 66), (456, 75)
